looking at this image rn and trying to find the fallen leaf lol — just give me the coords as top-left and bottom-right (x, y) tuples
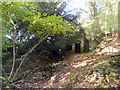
(38, 72), (40, 74)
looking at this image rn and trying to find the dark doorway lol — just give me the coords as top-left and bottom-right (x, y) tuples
(84, 39), (89, 52)
(75, 42), (81, 53)
(52, 50), (60, 58)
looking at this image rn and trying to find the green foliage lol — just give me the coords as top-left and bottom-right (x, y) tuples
(2, 73), (14, 84)
(1, 1), (80, 59)
(28, 14), (73, 37)
(1, 2), (29, 59)
(5, 77), (14, 84)
(2, 36), (13, 58)
(83, 0), (118, 41)
(1, 1), (81, 80)
(68, 74), (77, 80)
(110, 56), (120, 66)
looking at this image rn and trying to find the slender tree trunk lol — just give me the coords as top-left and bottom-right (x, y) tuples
(112, 30), (114, 55)
(118, 1), (120, 55)
(13, 33), (49, 79)
(9, 1), (18, 79)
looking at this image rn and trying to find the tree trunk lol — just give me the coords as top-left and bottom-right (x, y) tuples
(9, 2), (18, 79)
(118, 1), (120, 55)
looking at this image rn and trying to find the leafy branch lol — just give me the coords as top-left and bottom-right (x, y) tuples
(13, 33), (49, 79)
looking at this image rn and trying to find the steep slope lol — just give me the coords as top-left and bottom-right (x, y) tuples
(5, 33), (119, 88)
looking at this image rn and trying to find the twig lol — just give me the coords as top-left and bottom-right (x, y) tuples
(7, 79), (25, 88)
(0, 65), (8, 78)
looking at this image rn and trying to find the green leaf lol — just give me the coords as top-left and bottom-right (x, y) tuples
(43, 13), (47, 17)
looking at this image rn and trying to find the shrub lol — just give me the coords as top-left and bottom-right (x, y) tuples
(109, 56), (120, 67)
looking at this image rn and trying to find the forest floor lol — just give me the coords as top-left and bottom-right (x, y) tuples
(2, 33), (120, 88)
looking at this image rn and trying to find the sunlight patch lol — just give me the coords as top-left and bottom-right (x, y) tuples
(119, 46), (120, 51)
(73, 61), (87, 68)
(65, 72), (71, 76)
(44, 75), (57, 88)
(60, 72), (70, 83)
(52, 62), (61, 66)
(89, 62), (92, 65)
(50, 75), (56, 81)
(97, 46), (118, 54)
(92, 61), (107, 68)
(73, 59), (93, 68)
(60, 77), (68, 83)
(115, 43), (120, 45)
(89, 72), (97, 83)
